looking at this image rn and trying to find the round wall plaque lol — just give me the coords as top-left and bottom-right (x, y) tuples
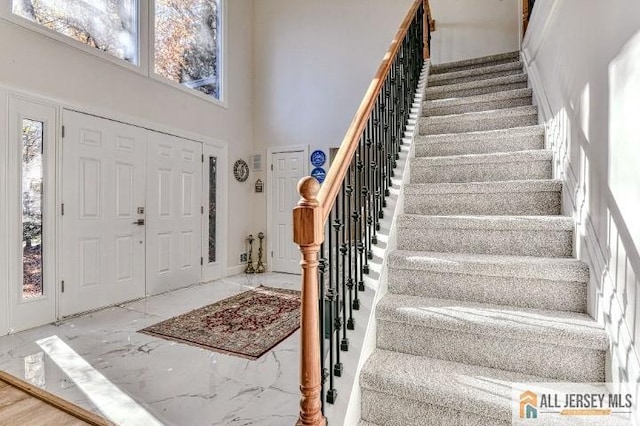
(311, 167), (327, 184)
(310, 150), (326, 167)
(233, 159), (249, 182)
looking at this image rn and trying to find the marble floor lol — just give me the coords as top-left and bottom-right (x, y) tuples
(0, 273), (301, 426)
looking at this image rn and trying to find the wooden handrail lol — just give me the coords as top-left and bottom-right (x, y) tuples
(293, 2), (433, 425)
(316, 0), (431, 221)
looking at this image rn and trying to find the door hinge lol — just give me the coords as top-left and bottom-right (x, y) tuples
(201, 206), (204, 214)
(271, 164), (273, 171)
(61, 203), (65, 216)
(61, 125), (65, 138)
(202, 154), (204, 162)
(61, 280), (65, 293)
(200, 257), (203, 265)
(271, 251), (273, 257)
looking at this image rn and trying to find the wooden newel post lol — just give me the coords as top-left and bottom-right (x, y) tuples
(294, 177), (326, 426)
(423, 0), (430, 59)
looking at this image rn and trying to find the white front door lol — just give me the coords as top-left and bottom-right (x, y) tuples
(61, 110), (147, 317)
(146, 133), (203, 295)
(270, 150), (306, 274)
(7, 96), (57, 332)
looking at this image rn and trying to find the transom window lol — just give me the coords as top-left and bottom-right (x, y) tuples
(6, 0), (222, 101)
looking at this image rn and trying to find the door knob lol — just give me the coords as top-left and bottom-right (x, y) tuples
(133, 219), (145, 226)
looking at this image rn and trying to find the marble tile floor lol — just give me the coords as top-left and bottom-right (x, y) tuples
(0, 273), (302, 426)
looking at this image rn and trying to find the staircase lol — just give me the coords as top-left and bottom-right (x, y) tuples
(359, 52), (609, 425)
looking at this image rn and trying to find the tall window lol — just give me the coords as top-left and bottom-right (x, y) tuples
(21, 119), (44, 299)
(12, 0), (139, 64)
(7, 1), (222, 101)
(154, 0), (221, 99)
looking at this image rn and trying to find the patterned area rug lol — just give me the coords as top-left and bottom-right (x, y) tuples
(140, 286), (301, 360)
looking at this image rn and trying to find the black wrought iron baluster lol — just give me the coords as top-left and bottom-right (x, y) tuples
(339, 181), (349, 352)
(374, 92), (385, 230)
(326, 209), (337, 404)
(356, 135), (366, 290)
(364, 119), (373, 268)
(346, 161), (355, 329)
(318, 242), (327, 414)
(332, 201), (343, 378)
(384, 77), (392, 198)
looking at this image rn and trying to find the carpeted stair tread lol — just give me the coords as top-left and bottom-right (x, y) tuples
(404, 179), (561, 215)
(412, 149), (551, 167)
(428, 61), (524, 86)
(396, 214), (574, 257)
(360, 349), (547, 423)
(430, 51), (520, 74)
(425, 74), (528, 101)
(410, 150), (552, 184)
(414, 125), (545, 157)
(377, 294), (607, 350)
(420, 105), (538, 135)
(388, 250), (588, 282)
(398, 214), (573, 231)
(423, 88), (532, 116)
(387, 250), (588, 312)
(405, 179), (561, 195)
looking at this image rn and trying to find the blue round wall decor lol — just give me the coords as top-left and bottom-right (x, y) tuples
(311, 167), (327, 184)
(310, 150), (326, 167)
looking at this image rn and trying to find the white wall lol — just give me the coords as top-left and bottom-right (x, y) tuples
(252, 0), (414, 246)
(523, 0), (640, 400)
(0, 0), (255, 273)
(429, 0), (520, 64)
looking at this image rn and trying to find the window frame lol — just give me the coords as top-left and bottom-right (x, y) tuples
(0, 0), (226, 106)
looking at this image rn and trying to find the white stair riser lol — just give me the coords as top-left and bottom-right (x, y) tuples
(404, 191), (561, 216)
(397, 228), (573, 257)
(428, 68), (523, 87)
(426, 82), (527, 100)
(421, 113), (537, 135)
(425, 95), (532, 116)
(377, 322), (606, 382)
(388, 268), (587, 312)
(416, 134), (544, 157)
(362, 390), (509, 426)
(410, 159), (552, 183)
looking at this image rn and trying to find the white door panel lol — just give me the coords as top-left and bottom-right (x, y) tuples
(271, 150), (305, 274)
(61, 110), (147, 317)
(147, 133), (203, 294)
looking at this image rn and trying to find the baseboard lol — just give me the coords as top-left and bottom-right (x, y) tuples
(226, 264), (246, 277)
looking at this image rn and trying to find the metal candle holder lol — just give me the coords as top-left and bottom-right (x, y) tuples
(245, 234), (256, 274)
(256, 232), (265, 273)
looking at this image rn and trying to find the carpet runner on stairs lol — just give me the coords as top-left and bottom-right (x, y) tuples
(359, 51), (608, 425)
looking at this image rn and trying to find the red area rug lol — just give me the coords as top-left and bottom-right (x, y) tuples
(139, 286), (301, 360)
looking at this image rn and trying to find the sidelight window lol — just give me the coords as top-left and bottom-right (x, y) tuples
(208, 156), (217, 262)
(21, 118), (44, 299)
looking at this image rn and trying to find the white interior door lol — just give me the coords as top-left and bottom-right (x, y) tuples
(202, 143), (227, 282)
(146, 133), (203, 295)
(270, 150), (306, 274)
(7, 97), (57, 332)
(61, 110), (147, 317)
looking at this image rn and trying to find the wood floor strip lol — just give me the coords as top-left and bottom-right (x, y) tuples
(0, 370), (113, 426)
